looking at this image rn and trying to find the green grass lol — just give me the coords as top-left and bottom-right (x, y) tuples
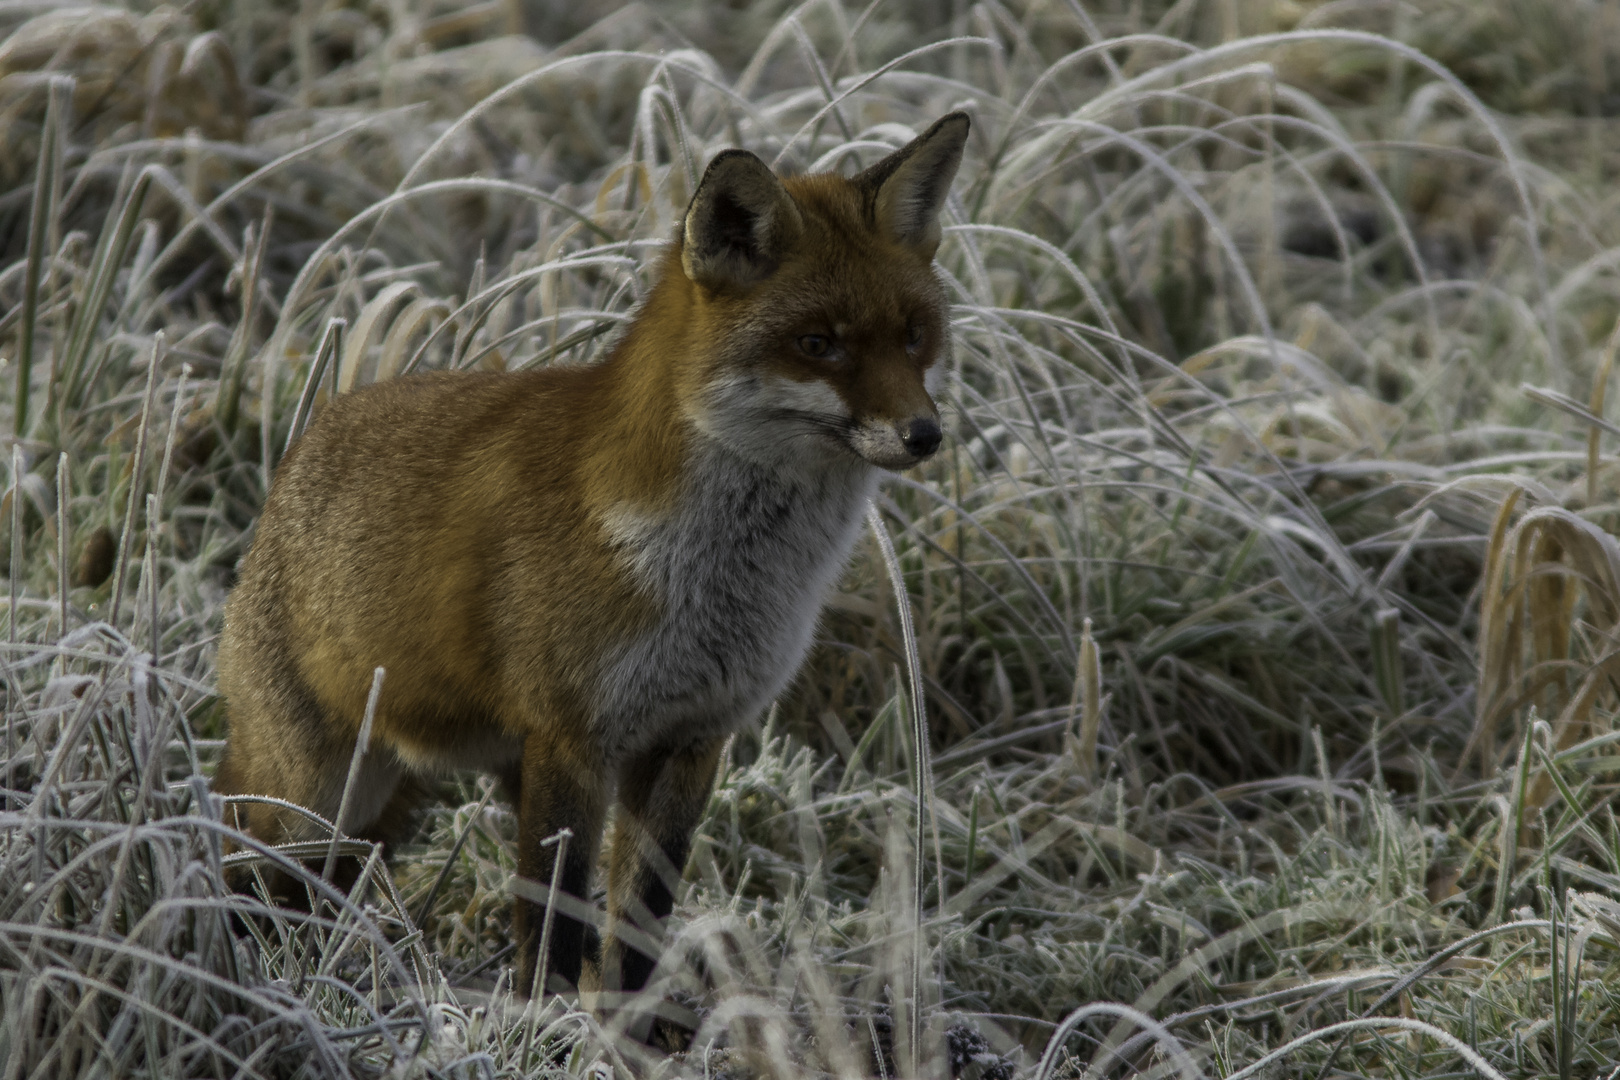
(3, 0), (1620, 1076)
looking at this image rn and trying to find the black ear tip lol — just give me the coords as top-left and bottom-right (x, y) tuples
(709, 148), (763, 164)
(931, 111), (971, 136)
(701, 148), (767, 179)
(687, 149), (778, 222)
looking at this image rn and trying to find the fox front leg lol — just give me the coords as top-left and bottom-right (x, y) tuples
(603, 737), (725, 997)
(514, 729), (608, 996)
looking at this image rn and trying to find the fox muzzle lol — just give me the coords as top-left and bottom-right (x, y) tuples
(849, 411), (943, 470)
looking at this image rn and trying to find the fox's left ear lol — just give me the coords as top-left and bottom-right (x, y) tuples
(856, 111), (970, 258)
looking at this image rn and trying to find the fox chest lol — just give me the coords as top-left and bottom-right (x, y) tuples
(591, 458), (874, 759)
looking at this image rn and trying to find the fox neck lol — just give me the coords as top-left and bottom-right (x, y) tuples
(589, 408), (876, 760)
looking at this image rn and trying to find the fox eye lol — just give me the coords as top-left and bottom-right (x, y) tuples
(906, 323), (925, 350)
(798, 334), (833, 358)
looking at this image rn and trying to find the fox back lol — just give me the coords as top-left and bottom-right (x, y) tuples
(214, 112), (970, 1003)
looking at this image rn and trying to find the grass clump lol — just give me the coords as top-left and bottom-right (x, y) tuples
(3, 0), (1620, 1076)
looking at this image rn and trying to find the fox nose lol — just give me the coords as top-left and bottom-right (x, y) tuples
(902, 417), (942, 459)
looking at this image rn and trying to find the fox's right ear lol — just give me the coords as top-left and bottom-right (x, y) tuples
(682, 150), (803, 291)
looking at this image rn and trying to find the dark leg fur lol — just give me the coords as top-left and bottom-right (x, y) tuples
(604, 738), (724, 995)
(514, 729), (607, 996)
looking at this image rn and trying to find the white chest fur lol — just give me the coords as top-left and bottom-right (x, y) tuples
(592, 442), (875, 760)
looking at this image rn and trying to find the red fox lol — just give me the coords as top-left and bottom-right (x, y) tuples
(213, 112), (969, 999)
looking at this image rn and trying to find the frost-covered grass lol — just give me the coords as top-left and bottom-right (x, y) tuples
(2, 1), (1620, 1076)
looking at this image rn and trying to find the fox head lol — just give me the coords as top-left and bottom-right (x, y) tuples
(676, 113), (969, 472)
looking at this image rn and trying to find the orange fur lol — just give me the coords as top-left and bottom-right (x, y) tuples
(214, 113), (970, 1001)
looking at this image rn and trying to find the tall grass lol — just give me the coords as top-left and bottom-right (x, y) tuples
(2, 0), (1619, 1076)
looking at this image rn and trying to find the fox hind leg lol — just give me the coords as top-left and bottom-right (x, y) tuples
(215, 669), (407, 901)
